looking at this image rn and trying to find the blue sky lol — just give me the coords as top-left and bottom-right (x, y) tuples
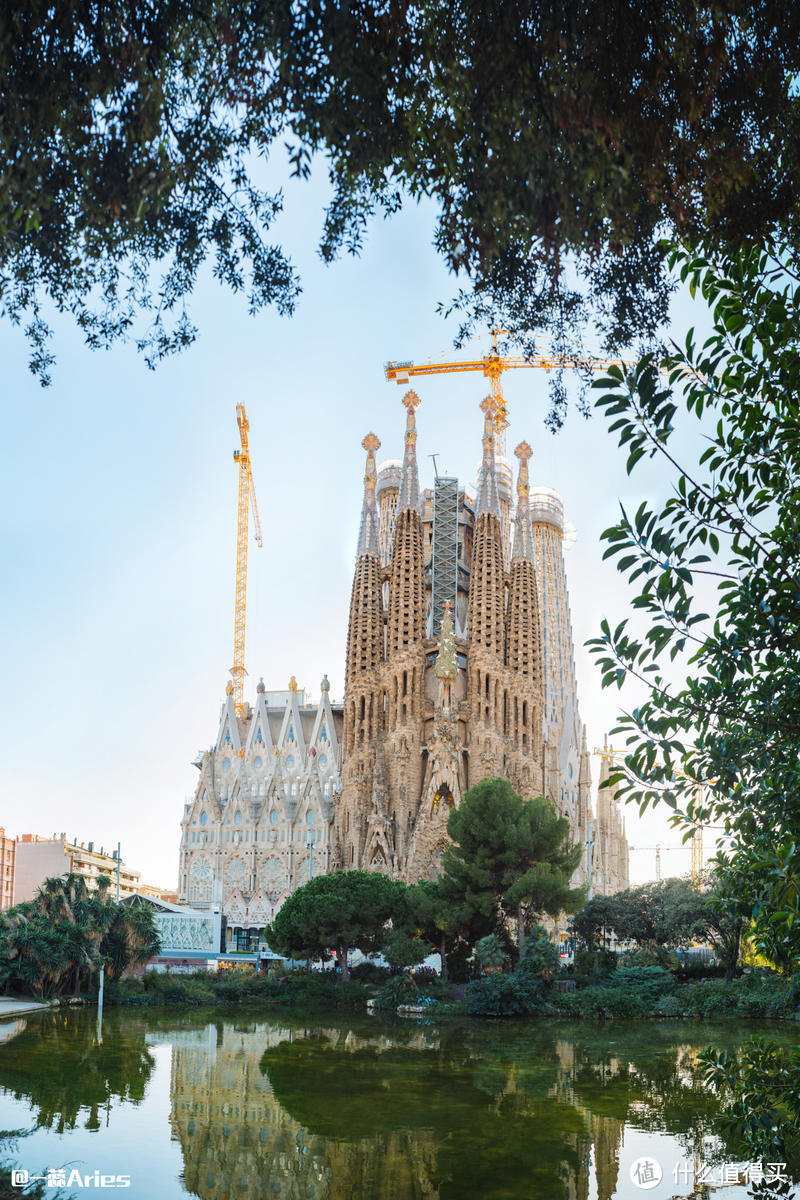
(0, 164), (709, 889)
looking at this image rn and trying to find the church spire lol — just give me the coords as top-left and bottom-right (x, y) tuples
(345, 433), (384, 688)
(475, 396), (501, 519)
(505, 441), (541, 679)
(356, 433), (381, 557)
(467, 396), (505, 657)
(387, 391), (426, 653)
(511, 441), (534, 561)
(397, 390), (421, 512)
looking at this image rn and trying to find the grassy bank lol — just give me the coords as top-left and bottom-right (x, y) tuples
(87, 962), (800, 1023)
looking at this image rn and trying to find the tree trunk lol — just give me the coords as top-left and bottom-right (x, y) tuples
(517, 903), (526, 954)
(337, 944), (349, 981)
(73, 964), (81, 1000)
(440, 934), (448, 981)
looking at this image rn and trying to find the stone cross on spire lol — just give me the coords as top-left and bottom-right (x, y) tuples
(398, 390), (421, 511)
(475, 395), (501, 519)
(356, 432), (381, 557)
(512, 440), (534, 561)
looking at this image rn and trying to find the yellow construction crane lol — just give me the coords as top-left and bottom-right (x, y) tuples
(230, 403), (263, 716)
(385, 330), (634, 454)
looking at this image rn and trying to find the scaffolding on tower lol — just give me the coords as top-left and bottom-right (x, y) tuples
(430, 472), (460, 638)
(231, 403), (263, 715)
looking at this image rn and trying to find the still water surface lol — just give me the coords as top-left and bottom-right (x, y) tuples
(0, 1008), (795, 1200)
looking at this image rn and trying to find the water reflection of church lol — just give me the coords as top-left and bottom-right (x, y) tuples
(160, 1021), (625, 1200)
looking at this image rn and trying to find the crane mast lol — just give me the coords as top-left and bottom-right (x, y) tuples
(231, 403), (263, 716)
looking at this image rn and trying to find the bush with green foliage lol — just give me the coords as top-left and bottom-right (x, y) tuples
(464, 972), (543, 1018)
(573, 946), (617, 980)
(682, 972), (793, 1020)
(609, 967), (676, 1007)
(350, 961), (391, 985)
(652, 994), (685, 1018)
(374, 974), (419, 1012)
(474, 934), (508, 971)
(556, 986), (648, 1020)
(516, 926), (561, 985)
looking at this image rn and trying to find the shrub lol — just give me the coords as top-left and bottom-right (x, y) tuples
(652, 993), (684, 1017)
(445, 941), (473, 983)
(350, 961), (391, 985)
(374, 973), (419, 1012)
(517, 927), (561, 985)
(464, 972), (542, 1018)
(573, 947), (617, 979)
(611, 967), (676, 1007)
(682, 979), (738, 1017)
(619, 947), (680, 970)
(474, 934), (508, 971)
(556, 986), (648, 1020)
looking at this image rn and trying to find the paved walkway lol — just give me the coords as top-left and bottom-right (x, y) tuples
(0, 997), (55, 1018)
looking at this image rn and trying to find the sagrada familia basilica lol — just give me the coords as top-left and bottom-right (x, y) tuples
(178, 392), (629, 942)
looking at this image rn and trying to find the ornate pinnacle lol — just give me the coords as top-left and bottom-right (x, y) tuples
(398, 391), (421, 512)
(475, 396), (501, 518)
(357, 432), (381, 557)
(511, 440), (534, 561)
(362, 432), (380, 485)
(514, 441), (532, 499)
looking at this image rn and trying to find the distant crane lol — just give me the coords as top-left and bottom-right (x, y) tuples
(385, 330), (637, 455)
(628, 844), (686, 882)
(230, 404), (263, 716)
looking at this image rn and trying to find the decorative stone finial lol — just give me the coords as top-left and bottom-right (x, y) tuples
(356, 433), (381, 557)
(256, 678), (266, 694)
(320, 673), (330, 693)
(511, 439), (534, 561)
(225, 681), (234, 696)
(398, 391), (421, 511)
(288, 675), (299, 693)
(475, 396), (501, 518)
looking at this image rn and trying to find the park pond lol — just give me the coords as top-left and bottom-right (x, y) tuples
(0, 1008), (796, 1200)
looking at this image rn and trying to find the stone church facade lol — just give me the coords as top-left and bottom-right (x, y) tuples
(178, 679), (343, 942)
(178, 389), (628, 936)
(335, 390), (629, 891)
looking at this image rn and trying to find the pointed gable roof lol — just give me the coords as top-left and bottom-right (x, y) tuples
(215, 685), (242, 756)
(308, 675), (340, 759)
(245, 688), (276, 759)
(277, 681), (307, 757)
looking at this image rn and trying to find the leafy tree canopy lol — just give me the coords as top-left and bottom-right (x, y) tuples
(574, 874), (743, 979)
(589, 240), (800, 966)
(265, 869), (404, 978)
(397, 878), (465, 979)
(4, 3), (800, 406)
(443, 777), (584, 949)
(0, 874), (160, 998)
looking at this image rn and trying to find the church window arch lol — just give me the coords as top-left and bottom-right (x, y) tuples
(200, 811), (207, 826)
(234, 810), (242, 826)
